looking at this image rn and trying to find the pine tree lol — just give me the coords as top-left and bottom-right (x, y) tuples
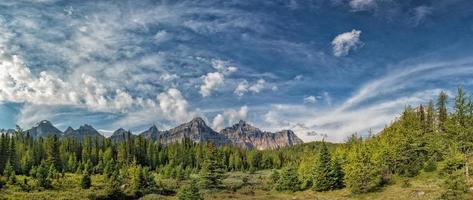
(36, 161), (52, 189)
(199, 143), (225, 189)
(345, 143), (381, 194)
(275, 166), (300, 192)
(440, 170), (468, 200)
(330, 157), (344, 190)
(312, 142), (332, 191)
(178, 179), (203, 200)
(4, 161), (16, 185)
(0, 134), (10, 174)
(9, 136), (19, 173)
(46, 135), (61, 171)
(437, 91), (448, 133)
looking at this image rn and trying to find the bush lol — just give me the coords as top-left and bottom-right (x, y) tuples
(424, 158), (437, 172)
(177, 179), (203, 200)
(440, 170), (468, 200)
(80, 173), (92, 189)
(275, 167), (300, 192)
(438, 153), (464, 176)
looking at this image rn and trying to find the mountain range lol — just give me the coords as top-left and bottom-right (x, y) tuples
(20, 117), (303, 150)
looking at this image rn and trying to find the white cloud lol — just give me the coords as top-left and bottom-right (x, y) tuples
(154, 30), (171, 43)
(249, 79), (266, 93)
(211, 114), (225, 130)
(331, 29), (363, 57)
(234, 80), (249, 96)
(158, 88), (190, 122)
(349, 0), (377, 11)
(199, 72), (225, 97)
(304, 96), (316, 104)
(234, 79), (268, 96)
(212, 106), (249, 130)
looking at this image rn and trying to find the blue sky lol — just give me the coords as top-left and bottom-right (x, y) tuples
(0, 0), (473, 142)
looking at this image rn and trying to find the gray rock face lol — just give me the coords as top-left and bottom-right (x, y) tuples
(139, 125), (161, 141)
(109, 128), (131, 143)
(220, 120), (304, 150)
(63, 124), (104, 141)
(25, 120), (62, 139)
(156, 117), (230, 145)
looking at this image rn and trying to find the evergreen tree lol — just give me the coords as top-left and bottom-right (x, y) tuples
(200, 144), (225, 189)
(345, 143), (381, 194)
(275, 167), (300, 192)
(4, 161), (16, 185)
(9, 136), (19, 173)
(440, 170), (468, 200)
(178, 179), (204, 200)
(36, 161), (52, 189)
(312, 142), (332, 191)
(329, 157), (344, 190)
(437, 91), (448, 132)
(46, 135), (61, 171)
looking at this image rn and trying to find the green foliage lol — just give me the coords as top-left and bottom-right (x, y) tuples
(424, 157), (437, 172)
(312, 142), (333, 191)
(4, 162), (16, 184)
(275, 167), (300, 192)
(36, 162), (52, 189)
(177, 179), (204, 200)
(440, 170), (468, 200)
(80, 173), (92, 189)
(200, 144), (225, 189)
(344, 142), (381, 194)
(439, 151), (465, 176)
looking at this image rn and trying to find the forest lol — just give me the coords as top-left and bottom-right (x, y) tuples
(0, 87), (473, 200)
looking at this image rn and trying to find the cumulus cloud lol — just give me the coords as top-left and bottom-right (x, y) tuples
(199, 72), (225, 97)
(331, 29), (363, 57)
(212, 106), (249, 130)
(211, 114), (225, 130)
(158, 88), (190, 122)
(234, 79), (267, 96)
(234, 80), (249, 96)
(199, 59), (238, 97)
(304, 96), (316, 104)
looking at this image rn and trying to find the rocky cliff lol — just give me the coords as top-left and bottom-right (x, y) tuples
(220, 120), (304, 150)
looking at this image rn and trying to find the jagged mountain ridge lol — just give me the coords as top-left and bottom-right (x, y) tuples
(18, 118), (303, 150)
(25, 120), (63, 139)
(220, 120), (304, 150)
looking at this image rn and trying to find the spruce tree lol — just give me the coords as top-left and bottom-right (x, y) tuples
(199, 143), (224, 189)
(46, 135), (61, 171)
(437, 91), (448, 132)
(9, 136), (19, 173)
(313, 142), (332, 191)
(345, 143), (381, 194)
(275, 166), (300, 192)
(178, 179), (203, 200)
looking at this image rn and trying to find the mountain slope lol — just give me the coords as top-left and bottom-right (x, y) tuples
(63, 124), (104, 141)
(25, 120), (62, 139)
(220, 120), (304, 150)
(157, 117), (230, 145)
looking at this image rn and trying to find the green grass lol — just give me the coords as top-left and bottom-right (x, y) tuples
(0, 171), (470, 200)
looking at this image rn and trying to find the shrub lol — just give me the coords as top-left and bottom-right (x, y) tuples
(80, 173), (92, 189)
(177, 179), (203, 200)
(275, 167), (300, 192)
(440, 170), (468, 200)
